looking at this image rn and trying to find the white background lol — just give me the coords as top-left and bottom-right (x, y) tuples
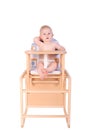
(0, 0), (90, 129)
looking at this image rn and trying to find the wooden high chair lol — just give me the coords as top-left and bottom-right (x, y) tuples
(20, 50), (71, 128)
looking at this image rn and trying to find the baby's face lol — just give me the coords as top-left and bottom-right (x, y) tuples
(40, 28), (53, 43)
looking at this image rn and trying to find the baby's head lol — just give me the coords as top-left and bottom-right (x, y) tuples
(40, 25), (54, 43)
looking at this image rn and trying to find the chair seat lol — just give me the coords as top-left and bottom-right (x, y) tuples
(30, 69), (61, 75)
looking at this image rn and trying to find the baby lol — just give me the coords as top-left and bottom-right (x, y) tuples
(33, 25), (65, 80)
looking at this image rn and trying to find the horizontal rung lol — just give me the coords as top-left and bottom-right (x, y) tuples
(22, 114), (68, 118)
(32, 81), (59, 84)
(31, 76), (61, 78)
(22, 89), (69, 93)
(25, 50), (66, 54)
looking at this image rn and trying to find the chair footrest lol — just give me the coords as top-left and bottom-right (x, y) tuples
(32, 80), (59, 84)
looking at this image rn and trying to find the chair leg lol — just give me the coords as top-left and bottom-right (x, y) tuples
(64, 72), (71, 128)
(21, 118), (25, 128)
(67, 117), (70, 128)
(67, 73), (71, 128)
(20, 71), (27, 128)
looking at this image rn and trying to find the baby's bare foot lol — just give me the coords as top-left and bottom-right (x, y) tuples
(39, 69), (48, 80)
(40, 74), (44, 80)
(42, 69), (48, 78)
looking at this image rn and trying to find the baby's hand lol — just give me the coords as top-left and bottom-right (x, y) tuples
(33, 37), (40, 43)
(60, 46), (65, 51)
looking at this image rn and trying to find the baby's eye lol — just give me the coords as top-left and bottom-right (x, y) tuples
(48, 33), (51, 35)
(43, 33), (46, 35)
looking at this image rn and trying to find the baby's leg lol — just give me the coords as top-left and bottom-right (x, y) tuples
(46, 61), (57, 73)
(37, 61), (47, 80)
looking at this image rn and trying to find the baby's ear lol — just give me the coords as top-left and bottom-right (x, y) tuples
(52, 33), (54, 36)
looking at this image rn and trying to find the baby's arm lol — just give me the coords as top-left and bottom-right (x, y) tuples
(33, 37), (44, 47)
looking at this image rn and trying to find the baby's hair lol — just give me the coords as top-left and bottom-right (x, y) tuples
(40, 25), (53, 35)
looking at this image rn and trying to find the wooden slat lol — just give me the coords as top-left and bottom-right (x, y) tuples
(23, 114), (68, 118)
(32, 80), (59, 84)
(31, 75), (61, 78)
(25, 50), (66, 55)
(22, 89), (69, 93)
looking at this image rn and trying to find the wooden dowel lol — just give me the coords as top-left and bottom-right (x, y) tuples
(23, 114), (68, 118)
(25, 50), (66, 55)
(22, 89), (69, 93)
